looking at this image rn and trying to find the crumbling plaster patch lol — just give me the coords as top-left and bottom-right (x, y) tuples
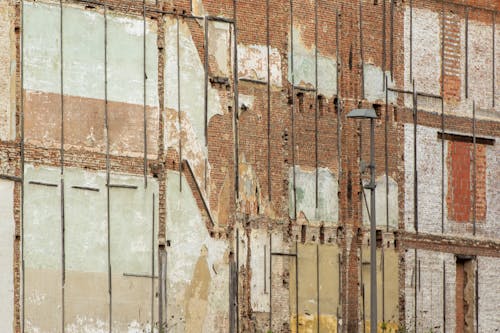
(289, 166), (338, 223)
(363, 64), (396, 103)
(288, 27), (337, 98)
(0, 180), (14, 333)
(166, 170), (229, 333)
(238, 44), (282, 87)
(362, 175), (399, 229)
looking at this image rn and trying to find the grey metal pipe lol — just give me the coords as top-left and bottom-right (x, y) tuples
(369, 117), (377, 333)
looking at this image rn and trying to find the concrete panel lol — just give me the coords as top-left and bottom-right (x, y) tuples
(288, 27), (337, 97)
(362, 175), (399, 229)
(0, 180), (14, 333)
(238, 44), (282, 87)
(289, 166), (338, 223)
(249, 229), (270, 312)
(0, 1), (15, 141)
(363, 64), (396, 103)
(289, 243), (340, 333)
(166, 170), (229, 333)
(208, 21), (231, 77)
(110, 174), (158, 332)
(24, 165), (62, 333)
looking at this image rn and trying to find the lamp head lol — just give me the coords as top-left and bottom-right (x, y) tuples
(346, 108), (378, 119)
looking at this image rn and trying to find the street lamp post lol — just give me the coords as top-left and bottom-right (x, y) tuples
(347, 108), (378, 333)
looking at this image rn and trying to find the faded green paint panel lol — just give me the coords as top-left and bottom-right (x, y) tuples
(288, 27), (337, 97)
(24, 1), (158, 106)
(24, 165), (61, 269)
(109, 174), (158, 275)
(65, 168), (107, 272)
(363, 64), (396, 103)
(23, 1), (61, 94)
(289, 166), (338, 222)
(362, 175), (399, 228)
(164, 17), (223, 144)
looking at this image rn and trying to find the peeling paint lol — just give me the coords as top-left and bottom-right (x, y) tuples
(289, 166), (338, 222)
(362, 175), (399, 228)
(288, 27), (337, 97)
(363, 64), (396, 103)
(166, 170), (229, 332)
(0, 1), (15, 141)
(238, 44), (282, 87)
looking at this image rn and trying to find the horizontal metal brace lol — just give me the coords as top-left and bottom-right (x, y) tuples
(239, 77), (267, 85)
(71, 185), (100, 192)
(294, 85), (316, 92)
(387, 87), (442, 99)
(0, 174), (22, 182)
(206, 15), (234, 24)
(123, 273), (159, 279)
(107, 184), (138, 189)
(28, 181), (58, 187)
(271, 252), (297, 257)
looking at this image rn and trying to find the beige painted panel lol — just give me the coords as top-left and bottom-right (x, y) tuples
(289, 243), (340, 333)
(0, 1), (15, 141)
(361, 247), (399, 332)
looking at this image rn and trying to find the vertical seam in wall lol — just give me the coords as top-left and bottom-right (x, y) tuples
(143, 0), (148, 188)
(385, 75), (389, 233)
(267, 0), (271, 202)
(410, 0), (413, 83)
(290, 0), (296, 221)
(315, 0), (319, 210)
(151, 192), (155, 330)
(233, 0), (239, 200)
(382, 0), (386, 88)
(472, 101), (476, 235)
(492, 13), (496, 108)
(177, 16), (182, 192)
(465, 6), (469, 99)
(390, 0), (394, 81)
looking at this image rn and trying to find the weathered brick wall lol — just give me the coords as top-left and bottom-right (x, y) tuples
(0, 0), (499, 332)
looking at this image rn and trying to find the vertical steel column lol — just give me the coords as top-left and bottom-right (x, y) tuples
(493, 13), (496, 107)
(266, 0), (272, 201)
(369, 117), (377, 333)
(268, 233), (272, 331)
(204, 16), (208, 146)
(143, 0), (148, 187)
(465, 6), (469, 98)
(441, 0), (445, 96)
(177, 17), (182, 191)
(441, 97), (445, 234)
(59, 2), (66, 331)
(389, 0), (394, 79)
(385, 75), (389, 232)
(410, 0), (413, 82)
(295, 241), (299, 333)
(151, 193), (155, 330)
(359, 0), (364, 99)
(20, 0), (26, 329)
(236, 228), (239, 333)
(316, 244), (320, 333)
(443, 261), (446, 332)
(382, 0), (386, 86)
(104, 2), (112, 331)
(336, 7), (341, 181)
(413, 81), (418, 234)
(233, 0), (240, 199)
(382, 247), (385, 322)
(414, 249), (417, 333)
(291, 0), (297, 220)
(472, 101), (476, 235)
(475, 262), (479, 332)
(314, 0), (319, 209)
